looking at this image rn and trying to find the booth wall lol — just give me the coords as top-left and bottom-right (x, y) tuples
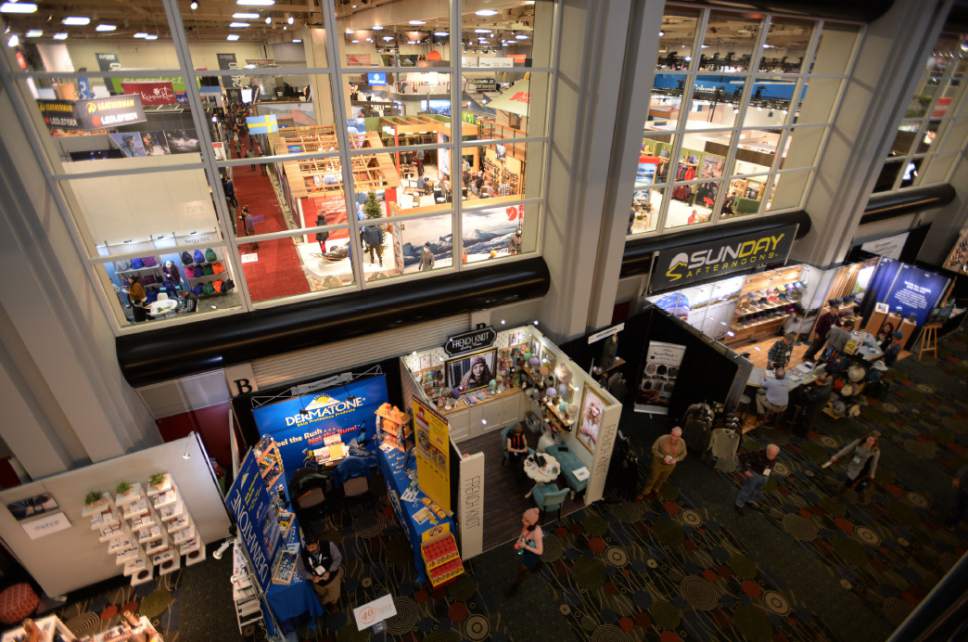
(0, 435), (229, 597)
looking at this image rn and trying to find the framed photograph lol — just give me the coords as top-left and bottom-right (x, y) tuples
(576, 386), (606, 453)
(6, 492), (59, 521)
(445, 348), (497, 392)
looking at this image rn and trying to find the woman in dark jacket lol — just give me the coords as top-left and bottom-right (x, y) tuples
(162, 260), (182, 296)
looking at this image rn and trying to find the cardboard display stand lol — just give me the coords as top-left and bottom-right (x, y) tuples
(0, 434), (229, 598)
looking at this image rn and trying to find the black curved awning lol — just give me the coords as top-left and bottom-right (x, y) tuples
(673, 0), (893, 22)
(621, 210), (812, 278)
(118, 257), (551, 387)
(861, 184), (956, 224)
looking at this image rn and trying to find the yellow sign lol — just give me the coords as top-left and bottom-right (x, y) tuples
(412, 398), (450, 510)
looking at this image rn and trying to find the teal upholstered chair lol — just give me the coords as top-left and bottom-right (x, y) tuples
(532, 482), (570, 520)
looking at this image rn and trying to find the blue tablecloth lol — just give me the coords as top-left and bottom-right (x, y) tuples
(376, 446), (455, 586)
(265, 515), (325, 630)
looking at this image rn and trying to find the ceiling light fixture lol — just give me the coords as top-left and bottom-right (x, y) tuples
(52, 32), (68, 40)
(96, 24), (117, 32)
(515, 34), (527, 40)
(475, 9), (498, 16)
(62, 16), (91, 26)
(227, 34), (240, 40)
(0, 2), (38, 14)
(190, 0), (199, 10)
(434, 31), (448, 36)
(229, 22), (251, 28)
(351, 39), (358, 43)
(7, 34), (19, 47)
(382, 35), (393, 41)
(232, 12), (259, 19)
(372, 24), (383, 30)
(287, 15), (294, 25)
(236, 0), (275, 6)
(265, 16), (272, 24)
(345, 28), (354, 33)
(292, 38), (302, 43)
(144, 34), (158, 40)
(133, 32), (148, 38)
(409, 19), (425, 25)
(474, 28), (491, 34)
(26, 29), (43, 38)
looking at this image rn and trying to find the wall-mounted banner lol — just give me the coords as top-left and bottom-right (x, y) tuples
(36, 100), (80, 130)
(95, 52), (120, 73)
(412, 399), (450, 509)
(635, 341), (686, 415)
(121, 81), (178, 106)
(876, 263), (948, 326)
(251, 375), (389, 479)
(650, 224), (797, 292)
(444, 327), (496, 356)
(225, 449), (280, 592)
(74, 94), (146, 129)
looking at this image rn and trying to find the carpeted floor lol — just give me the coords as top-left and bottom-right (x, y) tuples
(42, 325), (967, 641)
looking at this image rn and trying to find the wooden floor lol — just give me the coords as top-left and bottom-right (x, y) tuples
(457, 428), (583, 553)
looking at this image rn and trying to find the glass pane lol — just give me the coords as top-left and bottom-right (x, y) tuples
(899, 157), (922, 188)
(397, 214), (453, 275)
(933, 118), (968, 155)
(656, 8), (701, 71)
(462, 201), (534, 264)
(666, 181), (718, 228)
(648, 74), (687, 131)
(766, 170), (809, 210)
(461, 71), (549, 140)
(24, 75), (205, 165)
(686, 75), (744, 129)
(639, 134), (675, 183)
(678, 131), (729, 180)
(699, 12), (761, 73)
(344, 70), (451, 118)
(630, 185), (662, 235)
(98, 248), (241, 326)
(722, 175), (767, 218)
(5, 0), (178, 72)
(361, 146), (449, 215)
(810, 23), (860, 75)
(793, 78), (841, 124)
(745, 79), (794, 126)
(239, 230), (354, 304)
(461, 142), (542, 205)
(732, 129), (780, 175)
(889, 122), (919, 158)
(62, 165), (222, 255)
(186, 20), (325, 69)
(779, 126), (824, 170)
(932, 76), (965, 118)
(873, 161), (902, 193)
(919, 154), (956, 185)
(461, 0), (555, 67)
(759, 18), (813, 74)
(337, 0), (449, 68)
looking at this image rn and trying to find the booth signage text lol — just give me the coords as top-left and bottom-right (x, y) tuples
(225, 450), (279, 592)
(444, 327), (496, 356)
(650, 224), (797, 291)
(74, 94), (146, 129)
(36, 100), (80, 130)
(412, 399), (450, 510)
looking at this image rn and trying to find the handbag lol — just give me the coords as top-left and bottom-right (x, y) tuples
(212, 279), (223, 294)
(184, 266), (195, 278)
(223, 279), (235, 292)
(192, 284), (204, 296)
(115, 260), (130, 272)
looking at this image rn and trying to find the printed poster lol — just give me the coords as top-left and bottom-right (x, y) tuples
(225, 449), (280, 591)
(411, 398), (450, 510)
(634, 340), (686, 415)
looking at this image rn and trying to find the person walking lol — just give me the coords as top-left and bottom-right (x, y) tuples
(735, 443), (780, 513)
(505, 507), (543, 596)
(807, 303), (839, 361)
(361, 223), (385, 265)
(768, 333), (797, 370)
(419, 242), (435, 271)
(315, 214), (329, 255)
(822, 431), (881, 497)
(636, 426), (687, 501)
(239, 206), (258, 249)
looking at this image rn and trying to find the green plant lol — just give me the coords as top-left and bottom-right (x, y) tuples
(84, 491), (102, 506)
(115, 481), (132, 495)
(363, 192), (382, 219)
(148, 473), (166, 487)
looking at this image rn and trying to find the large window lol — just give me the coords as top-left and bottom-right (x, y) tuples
(1, 0), (556, 330)
(629, 6), (860, 237)
(873, 30), (968, 194)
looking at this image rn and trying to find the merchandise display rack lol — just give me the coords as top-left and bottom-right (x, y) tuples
(1, 615), (77, 642)
(726, 265), (804, 346)
(83, 473), (204, 588)
(419, 523), (464, 588)
(231, 543), (264, 637)
(376, 402), (411, 451)
(254, 436), (284, 490)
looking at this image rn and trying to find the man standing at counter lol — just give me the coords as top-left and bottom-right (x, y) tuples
(767, 333), (797, 370)
(636, 427), (687, 501)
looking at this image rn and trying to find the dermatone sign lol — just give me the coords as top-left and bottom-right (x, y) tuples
(252, 375), (389, 478)
(650, 223), (797, 292)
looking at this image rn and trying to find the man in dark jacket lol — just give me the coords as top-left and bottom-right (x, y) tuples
(302, 534), (344, 608)
(735, 443), (780, 513)
(807, 303), (839, 362)
(361, 224), (385, 265)
(792, 373), (832, 437)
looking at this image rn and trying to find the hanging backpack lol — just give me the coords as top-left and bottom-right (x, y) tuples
(203, 264), (214, 276)
(142, 256), (158, 267)
(130, 257), (144, 269)
(115, 260), (130, 272)
(185, 266), (195, 278)
(203, 282), (216, 296)
(212, 262), (225, 275)
(193, 249), (205, 264)
(212, 279), (223, 294)
(204, 247), (218, 263)
(192, 284), (204, 296)
(181, 251), (194, 266)
(223, 279), (235, 293)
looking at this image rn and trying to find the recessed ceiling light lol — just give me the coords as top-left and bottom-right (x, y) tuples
(372, 24), (383, 31)
(229, 22), (251, 28)
(144, 34), (158, 40)
(52, 32), (68, 40)
(475, 9), (498, 16)
(133, 32), (148, 38)
(190, 1), (198, 10)
(351, 39), (358, 43)
(236, 0), (274, 5)
(62, 16), (91, 26)
(474, 28), (491, 34)
(345, 28), (354, 33)
(96, 24), (117, 32)
(232, 12), (259, 19)
(409, 20), (425, 25)
(287, 15), (294, 25)
(26, 29), (43, 38)
(227, 34), (240, 40)
(1, 2), (38, 14)
(264, 16), (271, 24)
(434, 31), (448, 36)
(515, 34), (528, 40)
(7, 34), (19, 47)
(292, 38), (302, 43)
(382, 35), (393, 41)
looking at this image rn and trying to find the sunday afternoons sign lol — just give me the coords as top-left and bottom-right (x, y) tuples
(650, 224), (797, 292)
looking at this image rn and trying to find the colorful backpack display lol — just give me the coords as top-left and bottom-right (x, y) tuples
(115, 260), (131, 272)
(193, 249), (205, 264)
(130, 257), (144, 269)
(203, 264), (214, 276)
(212, 262), (225, 275)
(142, 256), (158, 267)
(184, 266), (195, 278)
(181, 251), (194, 266)
(202, 282), (216, 296)
(204, 248), (218, 263)
(212, 279), (223, 294)
(223, 279), (235, 293)
(192, 284), (204, 296)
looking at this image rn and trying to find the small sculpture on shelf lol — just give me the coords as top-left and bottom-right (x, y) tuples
(488, 378), (497, 394)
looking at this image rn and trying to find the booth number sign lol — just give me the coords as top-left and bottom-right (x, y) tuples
(444, 327), (497, 356)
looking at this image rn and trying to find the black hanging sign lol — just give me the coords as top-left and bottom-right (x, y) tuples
(649, 223), (798, 293)
(444, 327), (496, 356)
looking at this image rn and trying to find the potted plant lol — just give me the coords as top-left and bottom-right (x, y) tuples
(363, 191), (382, 219)
(115, 481), (132, 496)
(148, 473), (166, 488)
(84, 491), (103, 506)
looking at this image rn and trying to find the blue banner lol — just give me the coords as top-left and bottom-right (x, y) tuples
(879, 263), (948, 326)
(251, 375), (389, 480)
(225, 450), (280, 592)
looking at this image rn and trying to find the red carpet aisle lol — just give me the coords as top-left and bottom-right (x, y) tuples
(230, 158), (310, 303)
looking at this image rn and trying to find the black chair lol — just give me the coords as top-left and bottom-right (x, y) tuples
(288, 466), (334, 533)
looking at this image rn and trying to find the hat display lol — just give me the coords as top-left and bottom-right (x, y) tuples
(873, 360), (888, 371)
(847, 364), (866, 382)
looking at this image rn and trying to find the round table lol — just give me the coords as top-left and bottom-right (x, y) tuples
(523, 452), (560, 483)
(148, 299), (179, 318)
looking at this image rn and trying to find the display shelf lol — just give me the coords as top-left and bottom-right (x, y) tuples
(167, 515), (192, 533)
(114, 484), (145, 507)
(420, 524), (464, 588)
(544, 400), (575, 427)
(734, 315), (791, 331)
(116, 265), (162, 275)
(1, 614), (78, 642)
(145, 474), (174, 496)
(122, 499), (150, 520)
(151, 490), (178, 510)
(185, 544), (206, 566)
(90, 511), (120, 530)
(81, 494), (114, 518)
(123, 558), (148, 576)
(735, 301), (801, 317)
